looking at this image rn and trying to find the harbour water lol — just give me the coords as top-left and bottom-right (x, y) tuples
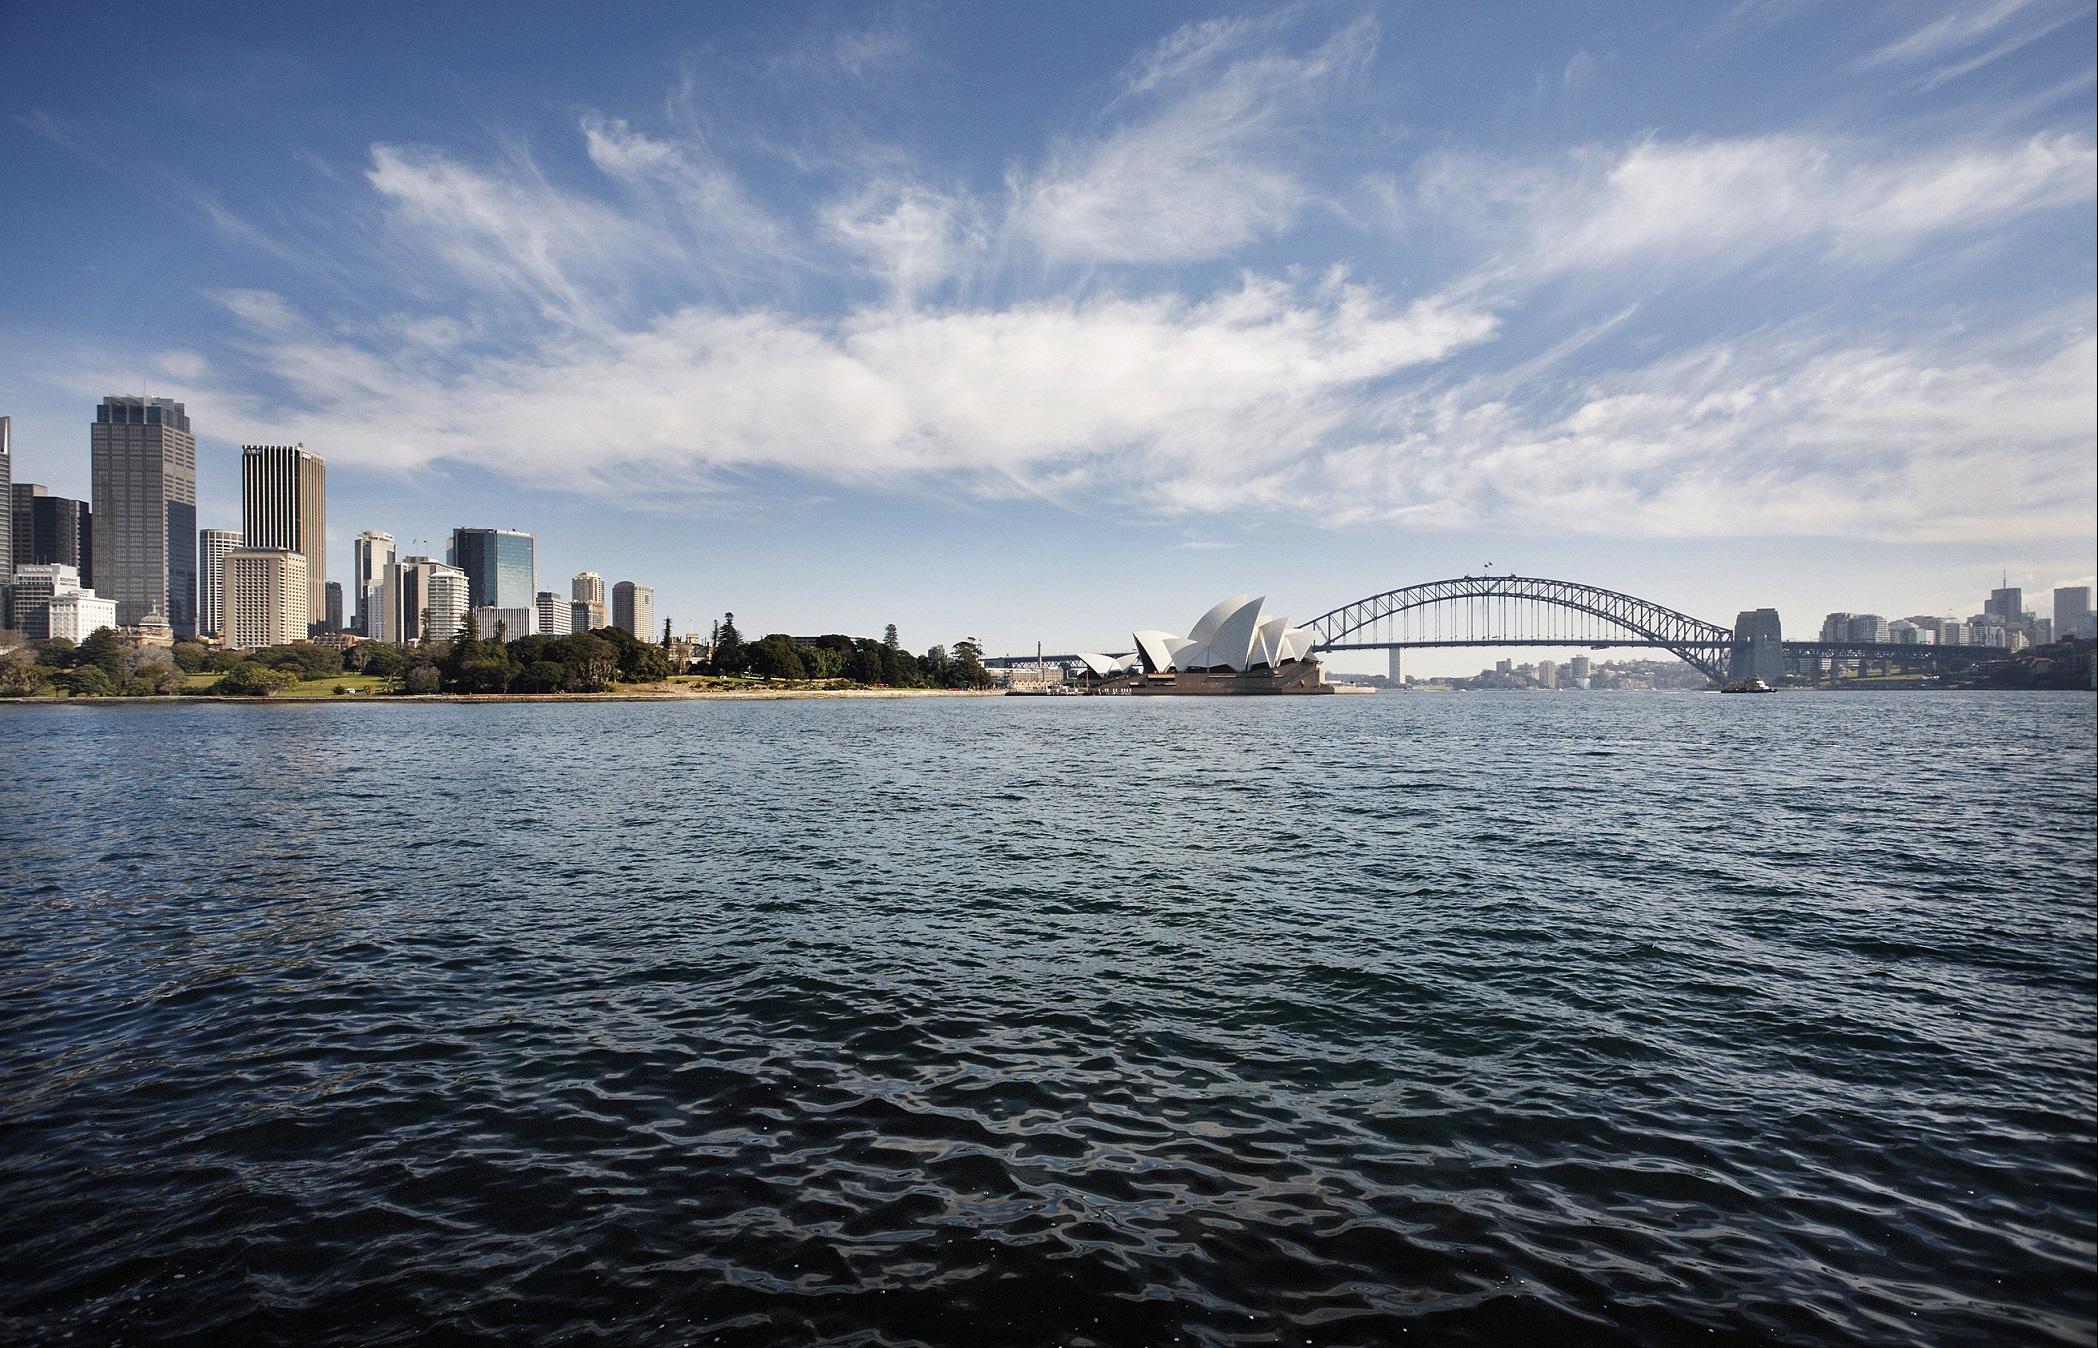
(2, 693), (2093, 1346)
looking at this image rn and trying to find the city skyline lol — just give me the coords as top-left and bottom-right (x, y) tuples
(1, 2), (2093, 674)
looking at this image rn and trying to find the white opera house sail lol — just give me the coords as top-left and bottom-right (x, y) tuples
(1074, 595), (1334, 695)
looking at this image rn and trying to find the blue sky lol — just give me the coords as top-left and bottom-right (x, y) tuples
(3, 0), (2092, 669)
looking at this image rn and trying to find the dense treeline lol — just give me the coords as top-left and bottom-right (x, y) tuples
(704, 615), (993, 689)
(0, 613), (994, 697)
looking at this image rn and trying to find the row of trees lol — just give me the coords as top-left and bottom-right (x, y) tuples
(1, 614), (996, 697)
(705, 615), (993, 688)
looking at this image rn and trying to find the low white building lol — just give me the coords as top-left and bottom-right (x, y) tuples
(46, 589), (119, 641)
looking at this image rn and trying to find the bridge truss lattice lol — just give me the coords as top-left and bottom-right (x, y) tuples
(1303, 575), (1738, 682)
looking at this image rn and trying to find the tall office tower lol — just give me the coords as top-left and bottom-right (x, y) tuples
(14, 484), (94, 584)
(383, 557), (469, 645)
(0, 416), (12, 628)
(92, 396), (198, 635)
(241, 443), (327, 623)
(612, 581), (654, 639)
(2055, 586), (2094, 641)
(221, 548), (311, 650)
(449, 528), (535, 610)
(1819, 612), (1850, 642)
(351, 530), (395, 634)
(535, 590), (573, 636)
(1986, 584), (2024, 621)
(198, 529), (242, 638)
(324, 581), (344, 633)
(571, 571), (608, 633)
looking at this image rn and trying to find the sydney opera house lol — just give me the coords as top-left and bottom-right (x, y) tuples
(1074, 595), (1334, 694)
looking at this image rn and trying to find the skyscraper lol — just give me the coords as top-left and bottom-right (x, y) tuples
(571, 571), (607, 632)
(198, 528), (242, 638)
(13, 484), (93, 585)
(536, 591), (573, 636)
(449, 528), (535, 610)
(2056, 587), (2095, 641)
(222, 548), (311, 650)
(92, 396), (198, 636)
(352, 530), (395, 635)
(324, 581), (344, 633)
(383, 556), (470, 645)
(0, 416), (12, 629)
(1985, 584), (2024, 621)
(241, 443), (327, 625)
(613, 581), (654, 639)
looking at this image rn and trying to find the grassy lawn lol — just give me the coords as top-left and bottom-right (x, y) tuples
(278, 674), (389, 698)
(184, 672), (391, 697)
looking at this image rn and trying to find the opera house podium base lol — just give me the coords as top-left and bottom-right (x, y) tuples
(1117, 662), (1336, 695)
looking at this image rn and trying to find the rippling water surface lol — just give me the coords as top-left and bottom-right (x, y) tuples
(3, 693), (2093, 1347)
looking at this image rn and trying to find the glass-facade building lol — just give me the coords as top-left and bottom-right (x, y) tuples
(91, 396), (197, 637)
(449, 528), (535, 611)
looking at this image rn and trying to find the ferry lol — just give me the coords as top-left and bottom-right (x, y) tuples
(1721, 678), (1775, 693)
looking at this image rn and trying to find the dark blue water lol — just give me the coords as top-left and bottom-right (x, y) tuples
(3, 693), (2093, 1347)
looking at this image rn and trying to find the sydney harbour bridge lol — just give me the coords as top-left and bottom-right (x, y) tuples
(986, 573), (2010, 684)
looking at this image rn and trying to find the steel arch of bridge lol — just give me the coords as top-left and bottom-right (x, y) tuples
(1304, 575), (1737, 681)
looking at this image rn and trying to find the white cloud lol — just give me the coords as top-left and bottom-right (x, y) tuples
(1862, 0), (2084, 87)
(366, 142), (673, 330)
(1006, 14), (1375, 265)
(1409, 131), (2095, 279)
(824, 182), (984, 305)
(195, 273), (1495, 505)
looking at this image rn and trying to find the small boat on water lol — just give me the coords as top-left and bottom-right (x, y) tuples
(1721, 678), (1775, 693)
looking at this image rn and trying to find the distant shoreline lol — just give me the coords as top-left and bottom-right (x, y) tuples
(0, 686), (1010, 707)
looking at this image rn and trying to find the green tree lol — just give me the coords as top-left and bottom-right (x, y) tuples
(847, 639), (886, 685)
(76, 627), (129, 678)
(561, 633), (619, 691)
(204, 647), (246, 673)
(711, 612), (746, 675)
(0, 650), (48, 697)
(402, 664), (442, 694)
(516, 660), (568, 693)
(214, 661), (299, 696)
(662, 618), (673, 647)
(169, 641), (211, 672)
(952, 639), (992, 689)
(883, 623), (900, 650)
(30, 637), (77, 668)
(746, 634), (808, 680)
(59, 664), (116, 697)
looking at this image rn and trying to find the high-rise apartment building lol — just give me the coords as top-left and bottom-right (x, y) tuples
(383, 556), (469, 645)
(450, 528), (534, 610)
(222, 548), (311, 650)
(241, 443), (326, 625)
(13, 484), (93, 586)
(198, 528), (242, 638)
(612, 581), (654, 639)
(571, 573), (607, 633)
(535, 591), (573, 636)
(352, 530), (395, 635)
(2055, 586), (2094, 641)
(92, 396), (197, 636)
